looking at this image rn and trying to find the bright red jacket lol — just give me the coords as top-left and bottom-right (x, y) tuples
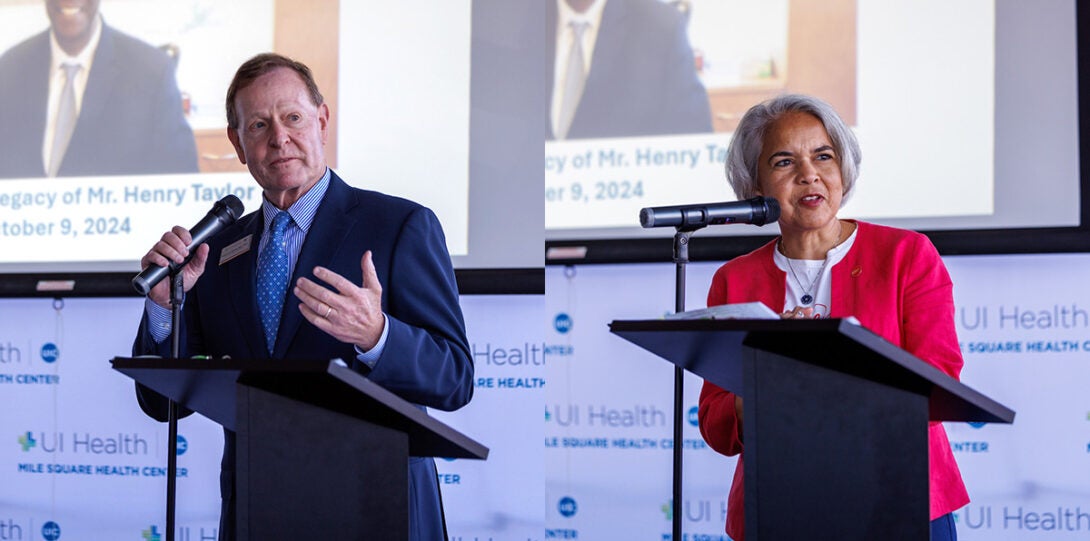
(698, 221), (969, 540)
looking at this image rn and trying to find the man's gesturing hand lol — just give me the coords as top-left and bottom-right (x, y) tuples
(295, 250), (385, 350)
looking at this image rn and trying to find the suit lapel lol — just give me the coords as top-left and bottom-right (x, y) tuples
(13, 32), (52, 176)
(225, 212), (266, 359)
(571, 0), (626, 136)
(274, 174), (359, 358)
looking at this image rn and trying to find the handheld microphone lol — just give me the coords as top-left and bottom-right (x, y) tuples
(132, 195), (245, 295)
(639, 196), (780, 229)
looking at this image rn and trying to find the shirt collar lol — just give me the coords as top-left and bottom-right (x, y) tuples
(49, 13), (103, 73)
(260, 167), (332, 235)
(557, 0), (607, 30)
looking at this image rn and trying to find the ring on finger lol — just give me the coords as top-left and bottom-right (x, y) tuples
(324, 304), (333, 318)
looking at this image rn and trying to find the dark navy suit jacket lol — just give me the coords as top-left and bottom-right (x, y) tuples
(545, 0), (713, 140)
(0, 23), (198, 178)
(134, 172), (473, 540)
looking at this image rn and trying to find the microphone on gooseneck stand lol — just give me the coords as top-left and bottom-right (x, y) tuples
(131, 195), (245, 295)
(637, 196), (780, 541)
(639, 196), (781, 229)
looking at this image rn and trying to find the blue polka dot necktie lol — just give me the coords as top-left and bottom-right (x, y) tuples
(257, 211), (291, 353)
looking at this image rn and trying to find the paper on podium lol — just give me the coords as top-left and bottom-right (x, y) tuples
(664, 301), (779, 320)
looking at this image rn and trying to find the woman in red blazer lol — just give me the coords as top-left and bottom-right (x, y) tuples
(697, 94), (968, 541)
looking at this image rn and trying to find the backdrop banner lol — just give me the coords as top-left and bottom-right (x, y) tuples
(0, 295), (543, 541)
(546, 254), (1090, 540)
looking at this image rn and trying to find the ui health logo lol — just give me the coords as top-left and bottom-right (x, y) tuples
(142, 524), (218, 540)
(142, 526), (161, 541)
(661, 499), (726, 523)
(40, 343), (59, 363)
(18, 431), (36, 451)
(0, 519), (61, 540)
(0, 341), (59, 367)
(558, 496), (578, 518)
(17, 430), (151, 456)
(41, 521), (61, 541)
(554, 313), (573, 334)
(545, 313), (576, 357)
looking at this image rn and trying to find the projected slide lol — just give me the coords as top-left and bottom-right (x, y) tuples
(547, 0), (1016, 234)
(0, 0), (470, 269)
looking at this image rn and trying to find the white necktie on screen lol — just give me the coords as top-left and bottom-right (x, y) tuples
(555, 21), (589, 140)
(48, 63), (81, 177)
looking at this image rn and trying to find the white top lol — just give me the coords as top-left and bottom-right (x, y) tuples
(550, 0), (607, 136)
(772, 226), (858, 318)
(43, 14), (103, 172)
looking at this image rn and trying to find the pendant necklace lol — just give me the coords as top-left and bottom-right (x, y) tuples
(786, 257), (826, 306)
(782, 223), (843, 306)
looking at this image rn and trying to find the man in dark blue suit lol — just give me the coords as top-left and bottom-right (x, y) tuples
(546, 0), (713, 140)
(133, 53), (472, 540)
(0, 0), (197, 178)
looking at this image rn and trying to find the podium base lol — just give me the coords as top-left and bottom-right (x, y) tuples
(237, 385), (409, 540)
(744, 347), (928, 540)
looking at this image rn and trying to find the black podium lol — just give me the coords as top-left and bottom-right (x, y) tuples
(610, 318), (1014, 540)
(112, 357), (488, 540)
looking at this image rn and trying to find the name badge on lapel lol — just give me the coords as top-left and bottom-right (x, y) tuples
(220, 234), (253, 265)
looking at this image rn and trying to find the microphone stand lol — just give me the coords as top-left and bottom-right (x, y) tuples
(166, 269), (184, 541)
(670, 223), (704, 541)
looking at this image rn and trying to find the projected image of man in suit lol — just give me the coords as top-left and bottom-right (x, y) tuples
(546, 0), (713, 140)
(0, 0), (198, 178)
(133, 53), (473, 541)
